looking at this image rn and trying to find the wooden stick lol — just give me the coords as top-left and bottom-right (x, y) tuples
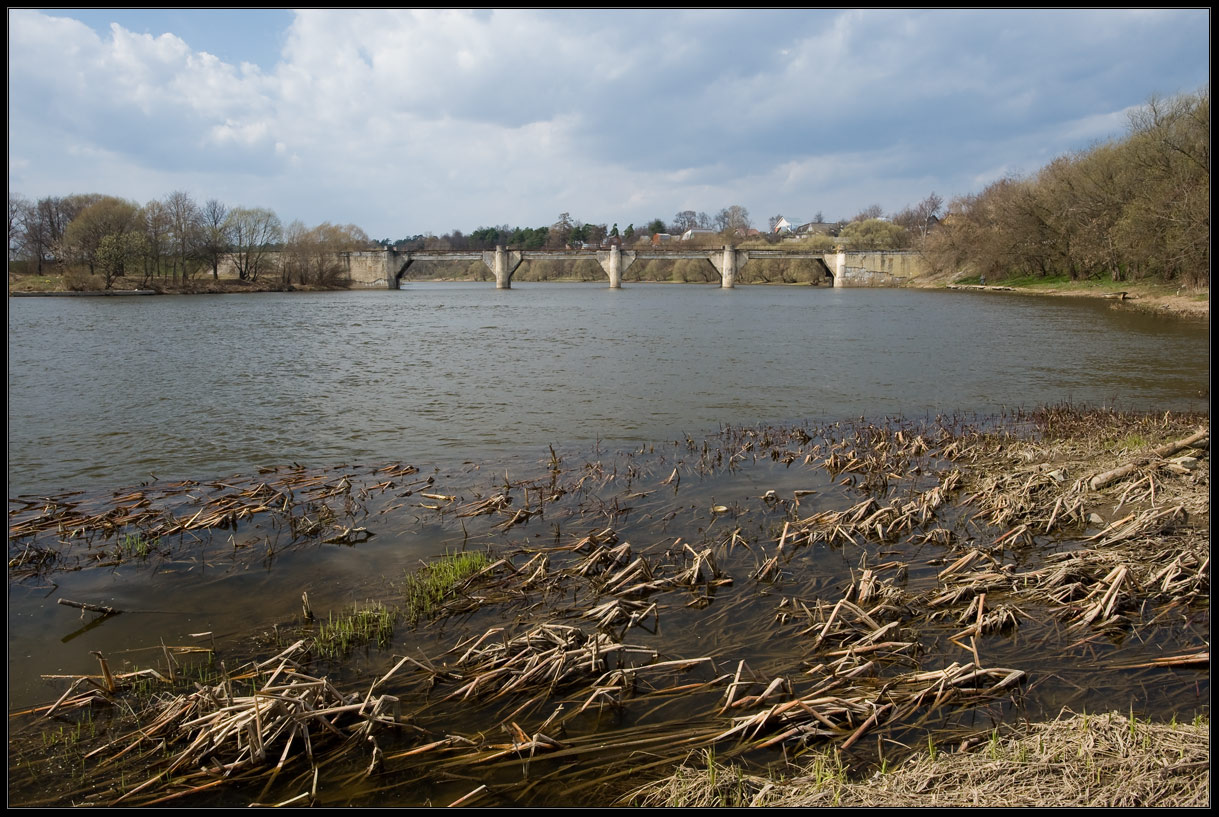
(58, 598), (120, 615)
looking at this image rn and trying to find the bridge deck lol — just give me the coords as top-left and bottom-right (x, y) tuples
(379, 249), (831, 261)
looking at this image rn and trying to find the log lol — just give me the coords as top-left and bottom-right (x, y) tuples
(1088, 428), (1209, 491)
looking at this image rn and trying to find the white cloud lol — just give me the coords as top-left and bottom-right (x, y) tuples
(7, 8), (1210, 237)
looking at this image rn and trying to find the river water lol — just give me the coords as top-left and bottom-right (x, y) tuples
(7, 283), (1209, 498)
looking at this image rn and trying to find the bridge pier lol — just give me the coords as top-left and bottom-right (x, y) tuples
(708, 245), (746, 288)
(595, 245), (636, 288)
(481, 246), (523, 289)
(389, 256), (409, 289)
(827, 252), (847, 287)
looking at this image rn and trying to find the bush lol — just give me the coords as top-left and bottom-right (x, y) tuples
(62, 267), (103, 291)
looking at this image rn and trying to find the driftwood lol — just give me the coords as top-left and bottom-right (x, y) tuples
(1088, 428), (1209, 491)
(58, 598), (121, 615)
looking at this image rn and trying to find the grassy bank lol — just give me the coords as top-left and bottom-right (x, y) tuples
(912, 270), (1209, 320)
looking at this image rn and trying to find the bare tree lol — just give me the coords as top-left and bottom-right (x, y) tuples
(200, 198), (231, 279)
(282, 221), (369, 286)
(163, 190), (203, 281)
(852, 203), (884, 223)
(141, 198), (172, 284)
(714, 205), (751, 233)
(9, 193), (32, 265)
(672, 210), (699, 233)
(227, 206), (282, 282)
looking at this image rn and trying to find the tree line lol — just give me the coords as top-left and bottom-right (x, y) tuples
(8, 191), (370, 289)
(924, 88), (1209, 286)
(389, 204), (769, 253)
(13, 88), (1205, 290)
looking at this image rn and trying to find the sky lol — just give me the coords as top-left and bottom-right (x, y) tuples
(8, 8), (1211, 240)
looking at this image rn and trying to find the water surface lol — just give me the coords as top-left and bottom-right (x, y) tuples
(7, 284), (1208, 497)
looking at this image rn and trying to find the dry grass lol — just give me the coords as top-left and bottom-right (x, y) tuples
(632, 711), (1210, 807)
(9, 407), (1208, 807)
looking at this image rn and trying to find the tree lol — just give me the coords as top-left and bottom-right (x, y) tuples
(60, 196), (142, 276)
(1122, 87), (1209, 285)
(282, 221), (369, 286)
(199, 198), (232, 279)
(714, 205), (751, 233)
(839, 218), (911, 251)
(647, 218), (666, 236)
(9, 194), (32, 266)
(226, 206), (282, 281)
(915, 193), (943, 239)
(548, 213), (576, 248)
(96, 231), (149, 289)
(163, 190), (203, 281)
(140, 198), (173, 284)
(892, 193), (944, 242)
(584, 223), (607, 247)
(852, 203), (884, 223)
(672, 210), (699, 233)
(14, 195), (92, 273)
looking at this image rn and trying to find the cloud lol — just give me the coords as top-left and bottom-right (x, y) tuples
(7, 8), (1210, 237)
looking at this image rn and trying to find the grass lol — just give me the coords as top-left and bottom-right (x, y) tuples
(9, 272), (66, 291)
(1107, 432), (1151, 454)
(631, 712), (1210, 808)
(315, 601), (397, 658)
(117, 532), (159, 559)
(40, 712), (97, 750)
(402, 549), (493, 624)
(955, 271), (1203, 300)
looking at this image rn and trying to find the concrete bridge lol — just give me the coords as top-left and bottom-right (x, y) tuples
(342, 246), (926, 289)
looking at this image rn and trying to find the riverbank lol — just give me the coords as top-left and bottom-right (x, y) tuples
(8, 406), (1209, 806)
(913, 273), (1209, 321)
(7, 273), (346, 296)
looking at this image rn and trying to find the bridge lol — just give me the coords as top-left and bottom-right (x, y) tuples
(342, 246), (926, 289)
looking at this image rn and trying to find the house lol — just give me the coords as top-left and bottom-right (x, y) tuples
(796, 221), (842, 237)
(651, 233), (673, 245)
(773, 217), (794, 234)
(680, 229), (716, 241)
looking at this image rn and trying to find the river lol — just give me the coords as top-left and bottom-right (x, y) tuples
(7, 283), (1208, 498)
